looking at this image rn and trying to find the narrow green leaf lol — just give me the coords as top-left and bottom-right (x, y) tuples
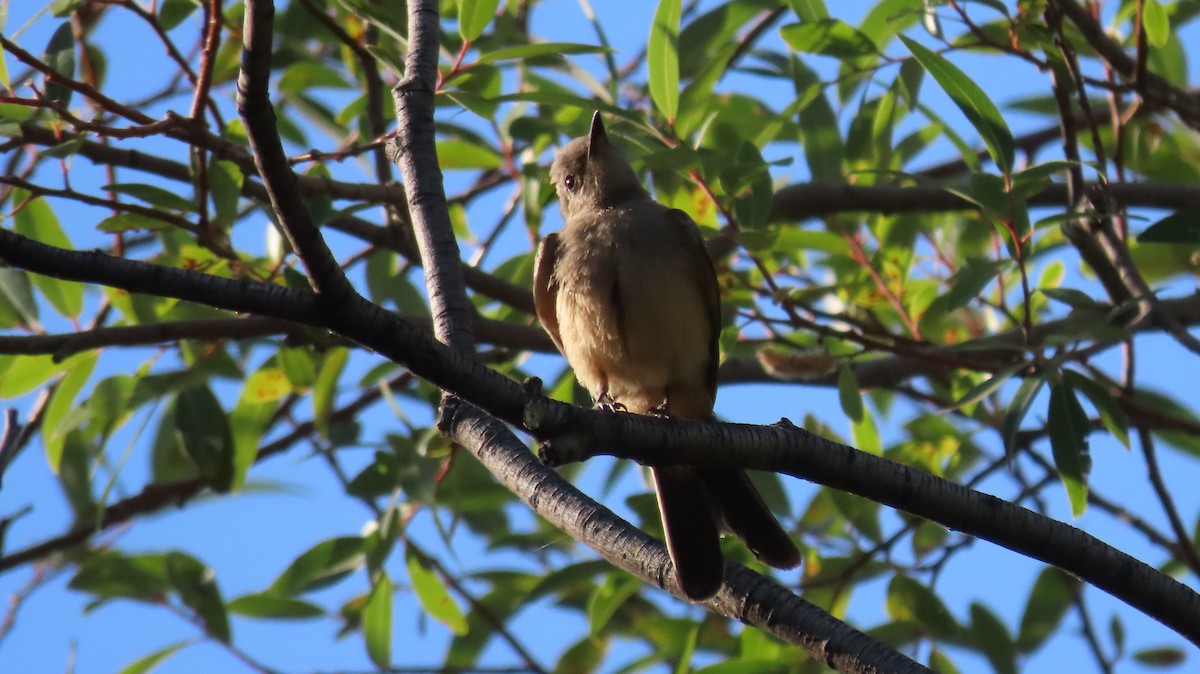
(954, 362), (1025, 410)
(363, 572), (393, 668)
(13, 194), (83, 318)
(1133, 646), (1185, 667)
(158, 0), (198, 31)
(69, 551), (170, 602)
(0, 268), (38, 327)
(1048, 378), (1089, 517)
(96, 213), (173, 233)
(44, 352), (97, 472)
(1003, 375), (1044, 460)
(43, 23), (75, 105)
(788, 0), (828, 22)
(227, 593), (324, 620)
(1017, 568), (1079, 652)
(1142, 0), (1170, 48)
(1139, 210), (1200, 244)
(174, 385), (235, 492)
(647, 0), (682, 122)
(437, 139), (503, 170)
(208, 160), (244, 230)
(108, 183), (197, 212)
(837, 366), (864, 422)
(1063, 370), (1130, 448)
(405, 546), (467, 635)
(477, 42), (611, 64)
(117, 640), (193, 674)
(269, 536), (365, 596)
(969, 603), (1016, 674)
(0, 355), (64, 398)
(458, 0), (500, 42)
(587, 574), (639, 635)
(886, 575), (960, 639)
(899, 35), (1014, 172)
(165, 552), (229, 643)
(277, 347), (317, 390)
(781, 20), (878, 59)
(313, 347), (349, 438)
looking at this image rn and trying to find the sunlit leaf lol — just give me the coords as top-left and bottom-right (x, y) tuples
(648, 0), (681, 122)
(405, 546), (468, 634)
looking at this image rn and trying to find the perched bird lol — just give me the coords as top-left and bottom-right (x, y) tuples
(533, 111), (801, 600)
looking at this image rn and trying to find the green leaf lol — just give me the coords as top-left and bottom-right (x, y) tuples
(886, 575), (960, 639)
(0, 268), (38, 327)
(174, 385), (235, 492)
(1017, 567), (1079, 652)
(277, 347), (317, 390)
(405, 546), (468, 634)
(227, 593), (324, 620)
(1063, 370), (1130, 448)
(269, 536), (365, 596)
(96, 213), (173, 233)
(363, 572), (392, 668)
(70, 551), (170, 602)
(165, 552), (230, 643)
(437, 139), (503, 170)
(944, 257), (1007, 311)
(458, 0), (499, 42)
(0, 355), (65, 398)
(648, 0), (682, 122)
(556, 635), (608, 674)
(208, 160), (244, 230)
(899, 35), (1014, 173)
(1040, 287), (1101, 310)
(158, 0), (198, 31)
(788, 0), (828, 22)
(780, 20), (878, 59)
(1002, 375), (1044, 460)
(1048, 378), (1089, 517)
(1132, 646), (1186, 667)
(117, 640), (193, 674)
(1142, 0), (1170, 48)
(313, 347), (349, 438)
(837, 366), (864, 422)
(43, 23), (75, 105)
(44, 352), (97, 472)
(13, 195), (83, 318)
(477, 42), (611, 64)
(1139, 210), (1200, 244)
(968, 603), (1016, 674)
(108, 183), (198, 212)
(587, 574), (639, 635)
(954, 362), (1025, 410)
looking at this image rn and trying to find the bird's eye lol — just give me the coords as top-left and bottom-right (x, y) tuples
(564, 175), (576, 192)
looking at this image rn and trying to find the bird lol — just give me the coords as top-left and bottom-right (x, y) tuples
(532, 111), (801, 601)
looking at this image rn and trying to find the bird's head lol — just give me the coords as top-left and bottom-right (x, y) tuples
(550, 111), (647, 220)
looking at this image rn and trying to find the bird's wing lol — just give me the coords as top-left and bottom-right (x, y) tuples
(665, 209), (722, 402)
(532, 232), (566, 355)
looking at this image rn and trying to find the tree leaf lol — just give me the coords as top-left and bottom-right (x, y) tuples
(269, 536), (365, 596)
(363, 572), (392, 668)
(165, 552), (230, 643)
(968, 602), (1016, 674)
(1063, 370), (1130, 449)
(837, 365), (864, 422)
(1003, 375), (1044, 461)
(886, 575), (960, 640)
(781, 20), (878, 59)
(648, 0), (682, 122)
(174, 385), (235, 492)
(44, 352), (97, 472)
(458, 0), (500, 42)
(899, 35), (1014, 172)
(405, 546), (467, 635)
(117, 640), (193, 674)
(107, 183), (197, 212)
(1048, 378), (1089, 517)
(227, 593), (324, 620)
(43, 23), (75, 105)
(477, 42), (612, 64)
(13, 194), (83, 318)
(587, 574), (639, 635)
(1017, 568), (1078, 652)
(1139, 210), (1200, 244)
(1142, 0), (1170, 48)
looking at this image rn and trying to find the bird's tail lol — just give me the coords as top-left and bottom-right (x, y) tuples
(652, 466), (723, 601)
(700, 469), (801, 570)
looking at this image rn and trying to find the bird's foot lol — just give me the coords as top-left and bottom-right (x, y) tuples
(648, 401), (673, 419)
(596, 391), (627, 413)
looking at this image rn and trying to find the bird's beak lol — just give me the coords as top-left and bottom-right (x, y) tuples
(587, 110), (607, 163)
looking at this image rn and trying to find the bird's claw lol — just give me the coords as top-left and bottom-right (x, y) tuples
(596, 392), (626, 413)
